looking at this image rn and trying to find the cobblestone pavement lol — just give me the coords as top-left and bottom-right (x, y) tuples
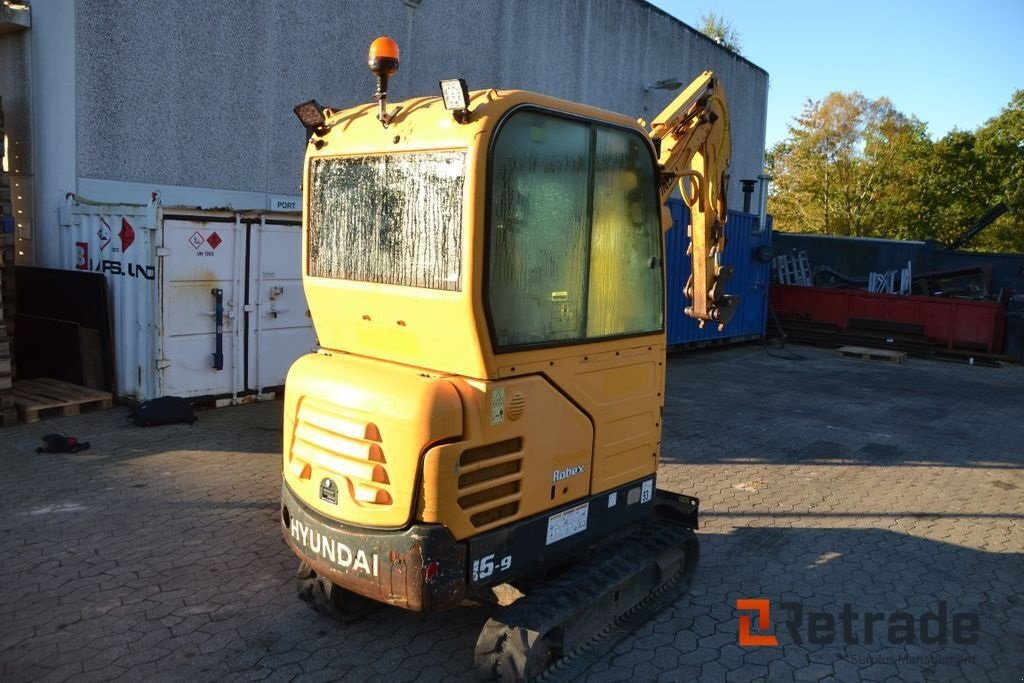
(0, 344), (1021, 682)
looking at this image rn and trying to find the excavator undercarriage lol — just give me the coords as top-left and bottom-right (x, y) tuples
(474, 490), (699, 680)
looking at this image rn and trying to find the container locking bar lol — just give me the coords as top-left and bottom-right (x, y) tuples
(211, 288), (224, 370)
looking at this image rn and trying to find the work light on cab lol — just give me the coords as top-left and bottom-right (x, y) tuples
(439, 78), (472, 123)
(293, 99), (326, 140)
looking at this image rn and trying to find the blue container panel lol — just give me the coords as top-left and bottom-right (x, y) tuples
(664, 199), (772, 346)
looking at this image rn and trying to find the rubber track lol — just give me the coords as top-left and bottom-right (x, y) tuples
(537, 558), (693, 682)
(477, 515), (697, 681)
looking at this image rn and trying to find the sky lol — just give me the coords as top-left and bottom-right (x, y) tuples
(650, 0), (1024, 148)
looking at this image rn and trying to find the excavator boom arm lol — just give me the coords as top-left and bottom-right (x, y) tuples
(649, 71), (736, 329)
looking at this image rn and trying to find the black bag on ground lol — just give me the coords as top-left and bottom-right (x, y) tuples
(127, 396), (197, 427)
(36, 434), (91, 454)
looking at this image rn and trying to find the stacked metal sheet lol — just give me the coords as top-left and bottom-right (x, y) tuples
(772, 251), (813, 286)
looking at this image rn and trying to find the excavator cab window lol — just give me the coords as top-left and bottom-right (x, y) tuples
(307, 151), (466, 291)
(487, 110), (663, 350)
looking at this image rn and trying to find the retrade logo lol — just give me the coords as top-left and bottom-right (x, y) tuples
(737, 599), (980, 647)
(737, 599), (779, 646)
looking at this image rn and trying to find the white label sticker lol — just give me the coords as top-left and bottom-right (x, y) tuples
(490, 387), (506, 425)
(641, 479), (653, 504)
(269, 194), (301, 212)
(608, 492), (618, 508)
(545, 502), (589, 545)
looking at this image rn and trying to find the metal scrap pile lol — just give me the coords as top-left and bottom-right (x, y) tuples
(774, 250), (1000, 302)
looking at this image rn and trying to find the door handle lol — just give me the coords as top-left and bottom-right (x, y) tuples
(201, 308), (236, 319)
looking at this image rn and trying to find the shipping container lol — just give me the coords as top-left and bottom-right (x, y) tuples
(57, 195), (771, 401)
(665, 200), (773, 347)
(58, 197), (313, 401)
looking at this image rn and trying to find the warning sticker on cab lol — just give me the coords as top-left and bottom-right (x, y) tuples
(490, 387), (506, 425)
(545, 501), (589, 545)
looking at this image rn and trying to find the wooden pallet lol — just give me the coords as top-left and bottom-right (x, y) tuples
(13, 378), (113, 424)
(836, 345), (907, 364)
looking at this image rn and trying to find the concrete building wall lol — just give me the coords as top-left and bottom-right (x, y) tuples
(7, 0), (768, 265)
(73, 0), (767, 202)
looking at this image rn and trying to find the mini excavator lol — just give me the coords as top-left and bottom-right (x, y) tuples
(282, 36), (735, 680)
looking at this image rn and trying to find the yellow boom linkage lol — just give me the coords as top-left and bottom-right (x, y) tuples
(650, 71), (737, 329)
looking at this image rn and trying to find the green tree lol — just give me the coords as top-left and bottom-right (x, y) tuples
(767, 92), (930, 238)
(698, 12), (741, 54)
(918, 129), (997, 247)
(971, 90), (1024, 252)
(769, 89), (1024, 253)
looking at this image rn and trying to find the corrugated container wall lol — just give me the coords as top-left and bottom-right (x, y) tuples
(58, 199), (159, 400)
(665, 199), (773, 346)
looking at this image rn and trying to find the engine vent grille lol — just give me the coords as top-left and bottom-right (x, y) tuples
(507, 392), (526, 421)
(291, 397), (392, 507)
(457, 438), (523, 528)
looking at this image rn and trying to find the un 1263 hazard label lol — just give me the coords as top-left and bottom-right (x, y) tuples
(546, 501), (589, 545)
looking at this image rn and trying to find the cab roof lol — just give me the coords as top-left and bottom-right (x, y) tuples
(312, 89), (649, 157)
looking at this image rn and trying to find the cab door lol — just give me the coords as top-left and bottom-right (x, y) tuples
(485, 109), (666, 494)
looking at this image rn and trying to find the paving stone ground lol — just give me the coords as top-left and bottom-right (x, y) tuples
(0, 344), (1021, 682)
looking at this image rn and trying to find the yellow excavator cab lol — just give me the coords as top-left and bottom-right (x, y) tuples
(282, 38), (733, 680)
(301, 89), (664, 379)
